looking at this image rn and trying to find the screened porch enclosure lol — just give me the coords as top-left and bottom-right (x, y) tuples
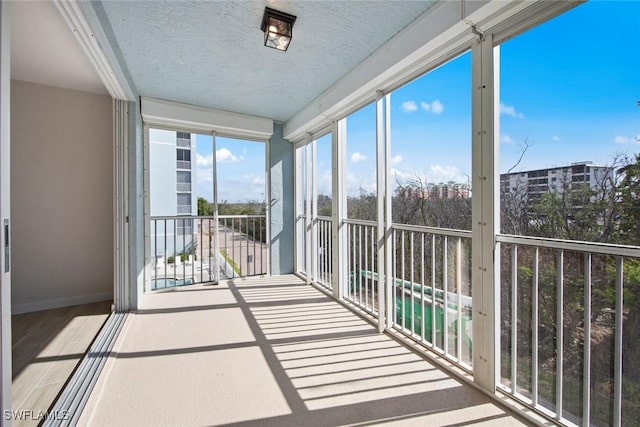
(4, 1), (636, 426)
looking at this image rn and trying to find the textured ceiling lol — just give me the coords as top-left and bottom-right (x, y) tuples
(97, 1), (436, 121)
(10, 1), (107, 94)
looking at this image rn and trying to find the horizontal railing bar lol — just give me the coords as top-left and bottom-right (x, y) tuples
(150, 214), (266, 220)
(497, 234), (640, 257)
(317, 216), (332, 221)
(391, 223), (472, 238)
(343, 218), (376, 227)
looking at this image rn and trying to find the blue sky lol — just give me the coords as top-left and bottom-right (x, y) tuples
(195, 1), (639, 202)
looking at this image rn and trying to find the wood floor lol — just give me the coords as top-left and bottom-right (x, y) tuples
(12, 301), (112, 427)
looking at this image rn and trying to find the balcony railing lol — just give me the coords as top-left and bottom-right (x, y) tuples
(391, 224), (473, 370)
(176, 137), (191, 148)
(497, 234), (640, 427)
(295, 214), (640, 425)
(176, 160), (191, 169)
(316, 216), (333, 290)
(176, 182), (191, 192)
(345, 219), (379, 316)
(149, 215), (267, 291)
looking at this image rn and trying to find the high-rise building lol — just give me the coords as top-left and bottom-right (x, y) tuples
(149, 129), (198, 258)
(500, 161), (613, 204)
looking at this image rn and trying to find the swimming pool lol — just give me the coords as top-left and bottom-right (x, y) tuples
(151, 278), (194, 290)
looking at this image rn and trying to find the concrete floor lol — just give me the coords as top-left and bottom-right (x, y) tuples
(12, 301), (112, 427)
(80, 275), (529, 426)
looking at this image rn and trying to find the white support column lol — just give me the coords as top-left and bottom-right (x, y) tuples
(310, 137), (318, 283)
(471, 35), (500, 392)
(375, 91), (388, 333)
(331, 119), (347, 298)
(212, 132), (220, 282)
(264, 136), (271, 276)
(384, 94), (393, 330)
(294, 145), (304, 274)
(143, 125), (151, 294)
(304, 137), (313, 284)
(0, 2), (10, 423)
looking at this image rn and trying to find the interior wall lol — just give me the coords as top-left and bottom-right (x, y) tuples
(10, 79), (113, 313)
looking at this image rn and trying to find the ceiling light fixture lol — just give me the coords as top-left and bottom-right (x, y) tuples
(260, 7), (296, 51)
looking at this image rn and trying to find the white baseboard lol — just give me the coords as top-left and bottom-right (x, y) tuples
(12, 291), (114, 314)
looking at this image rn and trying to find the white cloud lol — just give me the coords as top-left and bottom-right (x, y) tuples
(500, 103), (524, 119)
(401, 101), (418, 113)
(389, 164), (467, 188)
(501, 134), (513, 144)
(420, 100), (444, 115)
(430, 164), (461, 182)
(196, 148), (243, 166)
(351, 152), (368, 163)
(614, 135), (640, 145)
(390, 154), (403, 166)
(346, 170), (376, 195)
(552, 135), (561, 142)
(197, 153), (213, 167)
(217, 147), (243, 163)
(430, 100), (444, 115)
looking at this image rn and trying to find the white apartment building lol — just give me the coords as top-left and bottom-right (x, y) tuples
(500, 161), (614, 203)
(149, 129), (198, 259)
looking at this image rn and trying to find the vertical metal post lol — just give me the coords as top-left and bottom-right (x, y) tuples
(556, 249), (564, 421)
(471, 35), (500, 392)
(305, 138), (313, 284)
(583, 253), (592, 427)
(421, 234), (426, 343)
(384, 94), (393, 330)
(613, 256), (624, 427)
(212, 132), (219, 282)
(375, 90), (387, 332)
(331, 119), (347, 298)
(294, 146), (301, 273)
(143, 125), (151, 293)
(265, 137), (271, 276)
(511, 245), (518, 393)
(456, 237), (463, 361)
(311, 137), (318, 283)
(532, 247), (539, 407)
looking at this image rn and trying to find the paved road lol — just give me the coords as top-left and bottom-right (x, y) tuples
(197, 222), (267, 278)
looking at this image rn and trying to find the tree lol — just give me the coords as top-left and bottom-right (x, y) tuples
(197, 197), (213, 216)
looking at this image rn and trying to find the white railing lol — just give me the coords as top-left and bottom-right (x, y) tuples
(176, 160), (191, 169)
(176, 182), (191, 192)
(176, 137), (191, 148)
(149, 215), (267, 290)
(390, 224), (473, 370)
(294, 212), (640, 426)
(315, 216), (333, 290)
(496, 234), (640, 426)
(296, 214), (307, 275)
(345, 219), (379, 316)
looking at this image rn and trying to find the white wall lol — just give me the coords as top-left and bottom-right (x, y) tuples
(10, 80), (113, 313)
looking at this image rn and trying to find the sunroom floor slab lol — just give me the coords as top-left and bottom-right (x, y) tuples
(79, 275), (529, 426)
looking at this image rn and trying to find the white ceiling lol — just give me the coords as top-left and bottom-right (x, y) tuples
(8, 1), (437, 120)
(94, 0), (436, 121)
(10, 1), (107, 95)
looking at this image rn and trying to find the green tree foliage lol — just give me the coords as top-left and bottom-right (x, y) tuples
(197, 197), (213, 216)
